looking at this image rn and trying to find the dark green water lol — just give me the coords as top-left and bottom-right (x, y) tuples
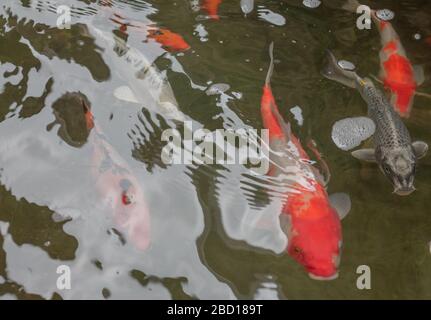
(0, 0), (431, 299)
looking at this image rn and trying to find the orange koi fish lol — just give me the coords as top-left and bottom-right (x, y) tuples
(147, 28), (191, 52)
(83, 100), (150, 250)
(101, 3), (190, 52)
(344, 0), (425, 117)
(261, 43), (350, 280)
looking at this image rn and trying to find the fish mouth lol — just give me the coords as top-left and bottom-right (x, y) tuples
(394, 187), (415, 196)
(308, 272), (339, 281)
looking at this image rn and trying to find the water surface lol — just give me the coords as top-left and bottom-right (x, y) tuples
(0, 0), (431, 299)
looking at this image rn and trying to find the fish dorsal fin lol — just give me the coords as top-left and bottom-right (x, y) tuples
(413, 65), (425, 86)
(270, 104), (292, 141)
(114, 86), (139, 104)
(329, 193), (351, 220)
(307, 140), (331, 186)
(265, 42), (293, 141)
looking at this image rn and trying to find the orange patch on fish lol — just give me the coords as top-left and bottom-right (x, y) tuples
(202, 0), (222, 20)
(261, 85), (285, 140)
(383, 40), (398, 54)
(284, 182), (329, 220)
(383, 53), (416, 116)
(379, 20), (389, 30)
(148, 28), (190, 52)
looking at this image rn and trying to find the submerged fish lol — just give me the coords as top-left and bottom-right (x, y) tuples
(322, 51), (428, 196)
(83, 100), (151, 250)
(89, 24), (185, 121)
(108, 14), (190, 52)
(147, 28), (191, 52)
(201, 0), (223, 20)
(344, 0), (425, 118)
(262, 43), (350, 280)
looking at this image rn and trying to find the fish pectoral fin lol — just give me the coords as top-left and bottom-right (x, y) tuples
(279, 213), (292, 236)
(307, 140), (331, 186)
(114, 86), (140, 104)
(329, 193), (351, 220)
(415, 91), (431, 99)
(370, 73), (383, 85)
(412, 141), (428, 159)
(413, 65), (425, 86)
(351, 148), (376, 162)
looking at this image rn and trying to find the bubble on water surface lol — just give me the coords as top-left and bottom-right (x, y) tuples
(331, 117), (376, 151)
(376, 9), (395, 21)
(302, 0), (321, 9)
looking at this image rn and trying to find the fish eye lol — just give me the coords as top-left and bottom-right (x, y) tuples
(383, 165), (391, 174)
(294, 246), (302, 254)
(122, 192), (134, 205)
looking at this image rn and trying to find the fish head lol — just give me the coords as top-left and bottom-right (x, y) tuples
(113, 177), (151, 250)
(377, 146), (416, 196)
(285, 185), (342, 280)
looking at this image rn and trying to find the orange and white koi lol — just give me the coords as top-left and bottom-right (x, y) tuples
(261, 43), (349, 280)
(344, 0), (425, 118)
(83, 100), (150, 250)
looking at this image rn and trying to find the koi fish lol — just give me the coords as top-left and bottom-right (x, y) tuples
(201, 0), (223, 20)
(343, 0), (425, 118)
(262, 43), (350, 280)
(89, 24), (185, 121)
(147, 28), (190, 52)
(102, 3), (190, 52)
(322, 51), (428, 195)
(83, 100), (151, 250)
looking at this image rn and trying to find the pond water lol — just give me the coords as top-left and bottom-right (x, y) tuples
(0, 0), (431, 299)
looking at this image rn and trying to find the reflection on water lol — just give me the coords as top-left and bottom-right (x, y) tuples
(0, 0), (430, 299)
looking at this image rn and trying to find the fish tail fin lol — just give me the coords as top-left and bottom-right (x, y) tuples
(321, 50), (357, 89)
(342, 0), (362, 13)
(265, 41), (275, 87)
(82, 99), (95, 130)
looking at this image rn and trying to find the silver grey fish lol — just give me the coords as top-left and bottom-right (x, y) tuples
(322, 51), (428, 196)
(88, 24), (185, 122)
